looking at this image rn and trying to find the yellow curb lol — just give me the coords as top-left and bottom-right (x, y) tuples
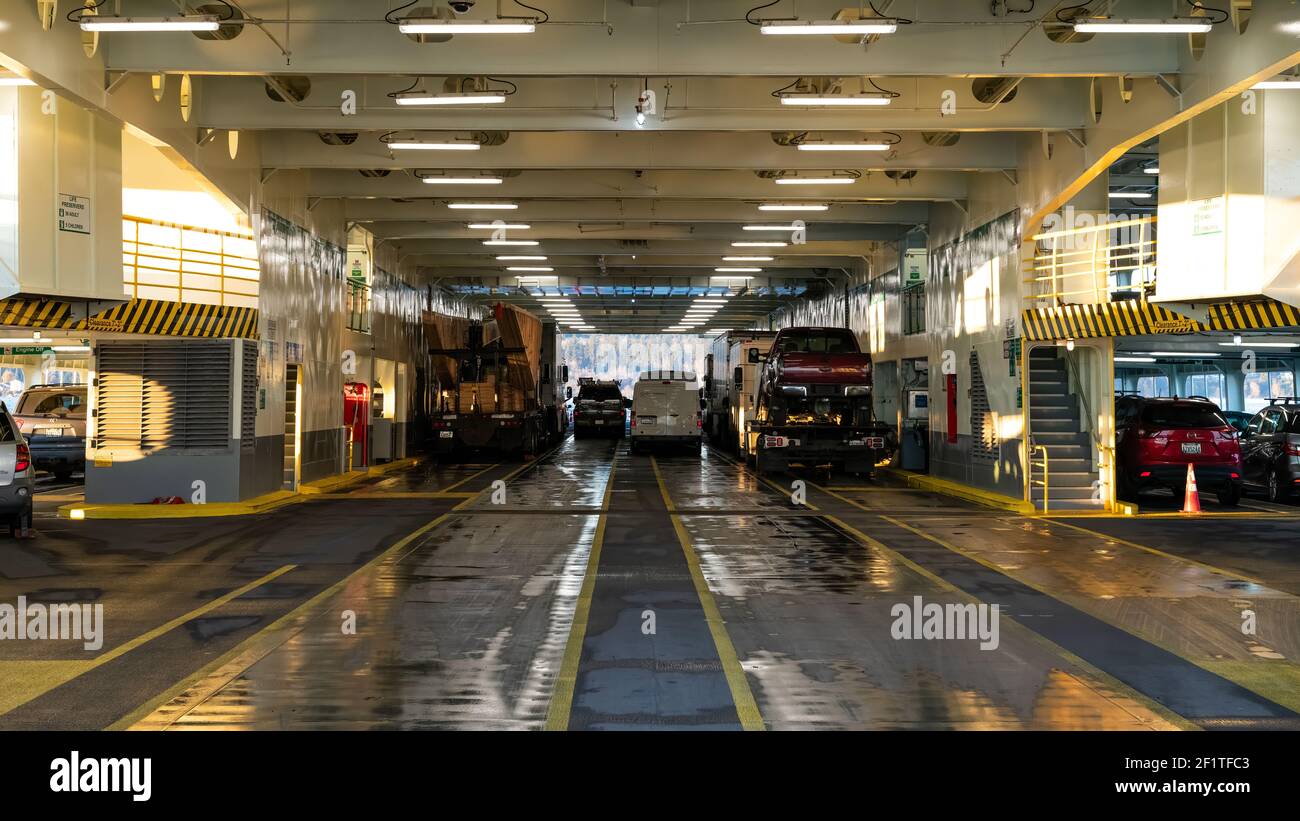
(878, 467), (1036, 514)
(60, 457), (423, 520)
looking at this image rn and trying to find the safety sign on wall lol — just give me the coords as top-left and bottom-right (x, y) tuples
(57, 193), (91, 235)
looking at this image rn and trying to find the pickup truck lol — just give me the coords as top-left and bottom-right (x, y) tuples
(744, 326), (895, 477)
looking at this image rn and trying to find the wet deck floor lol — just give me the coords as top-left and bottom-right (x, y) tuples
(1, 437), (1298, 730)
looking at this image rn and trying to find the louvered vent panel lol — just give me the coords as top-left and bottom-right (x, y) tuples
(96, 341), (233, 451)
(241, 343), (258, 450)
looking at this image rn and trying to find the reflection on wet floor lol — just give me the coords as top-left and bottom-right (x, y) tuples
(114, 437), (1300, 731)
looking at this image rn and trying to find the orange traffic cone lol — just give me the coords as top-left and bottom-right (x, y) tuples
(1182, 462), (1202, 514)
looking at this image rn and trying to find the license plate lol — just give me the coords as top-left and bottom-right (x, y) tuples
(639, 417), (656, 425)
(34, 427), (68, 436)
(593, 420), (604, 425)
(1181, 442), (1201, 455)
(439, 430), (454, 438)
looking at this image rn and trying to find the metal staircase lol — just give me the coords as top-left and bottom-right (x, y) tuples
(1028, 347), (1103, 510)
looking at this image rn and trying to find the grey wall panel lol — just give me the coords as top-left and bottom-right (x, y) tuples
(300, 427), (343, 483)
(85, 444), (241, 504)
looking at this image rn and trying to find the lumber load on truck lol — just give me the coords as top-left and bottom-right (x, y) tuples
(493, 302), (542, 402)
(423, 310), (471, 385)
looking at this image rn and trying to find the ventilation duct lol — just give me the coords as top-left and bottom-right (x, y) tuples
(971, 77), (1021, 105)
(192, 4), (245, 40)
(319, 132), (360, 146)
(265, 76), (312, 103)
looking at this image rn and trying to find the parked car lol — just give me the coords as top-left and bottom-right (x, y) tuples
(1115, 395), (1242, 506)
(1221, 410), (1253, 434)
(0, 402), (35, 533)
(630, 370), (703, 454)
(13, 385), (87, 480)
(1239, 399), (1300, 503)
(572, 378), (627, 438)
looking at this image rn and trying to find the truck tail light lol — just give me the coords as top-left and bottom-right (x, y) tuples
(1286, 443), (1300, 457)
(15, 442), (30, 473)
(630, 416), (636, 428)
(697, 417), (702, 428)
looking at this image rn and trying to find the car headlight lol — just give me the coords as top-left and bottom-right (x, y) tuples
(844, 385), (871, 397)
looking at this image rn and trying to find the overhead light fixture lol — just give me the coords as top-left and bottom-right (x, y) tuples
(509, 266), (553, 272)
(761, 19), (898, 35)
(1147, 351), (1221, 357)
(743, 224), (801, 231)
(716, 267), (762, 273)
(79, 15), (222, 32)
(498, 255), (546, 261)
(424, 176), (503, 185)
(448, 202), (517, 210)
(1251, 77), (1300, 90)
(1073, 18), (1213, 34)
(694, 299), (730, 305)
(1114, 356), (1157, 363)
(774, 176), (856, 185)
(1108, 191), (1152, 199)
(759, 203), (828, 211)
(397, 19), (536, 35)
(779, 93), (892, 107)
(1217, 341), (1298, 348)
(51, 346), (92, 353)
(395, 92), (507, 106)
(796, 141), (891, 152)
(723, 256), (774, 262)
(711, 275), (754, 282)
(732, 241), (787, 247)
(1143, 167), (1160, 174)
(0, 76), (36, 87)
(386, 140), (480, 151)
(469, 222), (529, 229)
(483, 239), (539, 246)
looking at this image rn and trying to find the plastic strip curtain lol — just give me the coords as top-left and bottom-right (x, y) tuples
(929, 210), (1021, 336)
(559, 333), (711, 397)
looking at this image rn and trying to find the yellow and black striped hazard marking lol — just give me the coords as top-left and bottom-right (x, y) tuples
(1206, 300), (1300, 332)
(0, 297), (259, 339)
(1022, 301), (1202, 341)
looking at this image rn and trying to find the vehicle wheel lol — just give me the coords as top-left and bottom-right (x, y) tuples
(9, 504), (32, 538)
(1218, 485), (1241, 507)
(630, 439), (640, 455)
(1267, 469), (1290, 503)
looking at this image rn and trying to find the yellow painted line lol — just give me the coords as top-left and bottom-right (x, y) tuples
(0, 564), (295, 719)
(114, 443), (563, 729)
(1041, 517), (1286, 592)
(321, 491), (479, 500)
(544, 460), (616, 731)
(652, 456), (765, 731)
(440, 462), (502, 493)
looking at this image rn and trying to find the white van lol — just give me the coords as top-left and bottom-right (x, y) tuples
(630, 370), (703, 454)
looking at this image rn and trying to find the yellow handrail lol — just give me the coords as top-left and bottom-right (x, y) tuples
(1031, 443), (1050, 515)
(122, 215), (260, 308)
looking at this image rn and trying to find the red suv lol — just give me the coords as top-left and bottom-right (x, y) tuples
(1115, 395), (1242, 506)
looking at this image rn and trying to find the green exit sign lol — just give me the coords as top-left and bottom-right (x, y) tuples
(7, 346), (52, 355)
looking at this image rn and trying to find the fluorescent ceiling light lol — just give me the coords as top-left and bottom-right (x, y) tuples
(0, 77), (36, 87)
(387, 141), (480, 151)
(1114, 356), (1156, 363)
(774, 177), (856, 185)
(1147, 351), (1221, 357)
(424, 177), (503, 185)
(1108, 191), (1152, 199)
(711, 275), (753, 282)
(397, 19), (536, 34)
(79, 16), (221, 32)
(508, 266), (553, 272)
(716, 267), (761, 272)
(469, 222), (529, 229)
(498, 255), (546, 261)
(779, 93), (891, 107)
(1252, 78), (1300, 90)
(448, 202), (517, 209)
(1217, 341), (1298, 348)
(761, 19), (897, 35)
(51, 346), (92, 353)
(759, 203), (828, 211)
(395, 92), (507, 106)
(743, 224), (801, 231)
(694, 299), (730, 304)
(796, 142), (891, 152)
(732, 241), (787, 247)
(1073, 18), (1213, 34)
(1143, 167), (1159, 174)
(723, 256), (773, 262)
(483, 239), (539, 246)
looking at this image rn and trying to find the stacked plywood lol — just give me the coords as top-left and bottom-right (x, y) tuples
(497, 384), (526, 413)
(459, 374), (496, 414)
(493, 302), (541, 402)
(423, 310), (471, 385)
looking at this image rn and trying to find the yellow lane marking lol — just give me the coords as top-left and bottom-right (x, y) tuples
(319, 491), (479, 500)
(1041, 518), (1284, 593)
(0, 564), (296, 718)
(115, 444), (564, 730)
(544, 460), (616, 731)
(441, 462), (503, 493)
(652, 456), (765, 731)
(709, 457), (1195, 728)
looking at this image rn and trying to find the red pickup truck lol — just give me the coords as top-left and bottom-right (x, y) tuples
(744, 326), (894, 477)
